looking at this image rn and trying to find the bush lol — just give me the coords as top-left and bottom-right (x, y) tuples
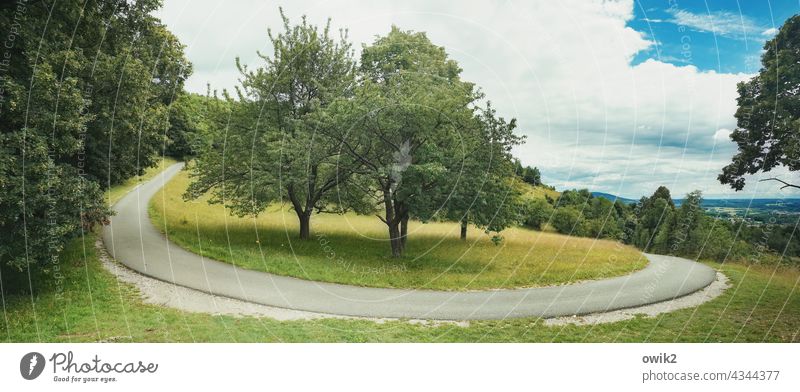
(583, 218), (624, 240)
(551, 207), (583, 235)
(522, 199), (553, 230)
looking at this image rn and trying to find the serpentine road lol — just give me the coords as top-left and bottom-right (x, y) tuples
(102, 163), (717, 320)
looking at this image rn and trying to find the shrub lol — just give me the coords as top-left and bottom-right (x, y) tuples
(522, 199), (553, 230)
(551, 207), (583, 235)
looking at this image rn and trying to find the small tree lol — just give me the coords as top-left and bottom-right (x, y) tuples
(632, 187), (676, 252)
(186, 10), (359, 240)
(443, 103), (524, 241)
(522, 198), (553, 230)
(551, 207), (583, 235)
(670, 190), (704, 254)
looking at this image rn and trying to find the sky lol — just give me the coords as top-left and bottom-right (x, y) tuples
(155, 0), (800, 199)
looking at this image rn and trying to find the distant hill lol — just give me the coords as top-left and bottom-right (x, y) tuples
(674, 198), (800, 211)
(683, 198), (800, 224)
(590, 191), (800, 224)
(590, 192), (637, 204)
(591, 192), (800, 212)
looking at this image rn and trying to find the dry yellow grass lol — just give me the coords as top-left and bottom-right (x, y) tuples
(149, 169), (646, 290)
(520, 182), (561, 201)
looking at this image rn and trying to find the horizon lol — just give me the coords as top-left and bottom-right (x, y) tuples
(589, 190), (800, 201)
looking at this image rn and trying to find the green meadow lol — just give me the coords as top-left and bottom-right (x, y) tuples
(149, 169), (646, 291)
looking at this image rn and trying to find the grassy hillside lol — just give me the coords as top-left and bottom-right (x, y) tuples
(518, 181), (561, 201)
(149, 169), (643, 290)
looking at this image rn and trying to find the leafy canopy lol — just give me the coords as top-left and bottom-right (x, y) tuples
(1, 0), (189, 275)
(186, 9), (358, 239)
(719, 15), (800, 190)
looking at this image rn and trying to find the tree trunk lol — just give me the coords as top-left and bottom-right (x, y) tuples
(400, 216), (409, 251)
(388, 221), (402, 258)
(287, 185), (313, 240)
(298, 211), (311, 240)
(460, 218), (468, 240)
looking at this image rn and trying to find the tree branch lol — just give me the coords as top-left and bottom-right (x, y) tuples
(759, 177), (800, 189)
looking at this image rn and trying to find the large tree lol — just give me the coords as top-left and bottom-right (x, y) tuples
(1, 0), (188, 278)
(719, 14), (800, 190)
(332, 27), (519, 257)
(186, 10), (359, 240)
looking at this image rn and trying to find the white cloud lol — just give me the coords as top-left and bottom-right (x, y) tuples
(713, 128), (733, 143)
(669, 9), (763, 40)
(762, 27), (779, 36)
(156, 0), (786, 197)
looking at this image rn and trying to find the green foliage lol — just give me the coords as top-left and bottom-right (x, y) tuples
(719, 15), (800, 190)
(522, 166), (541, 186)
(0, 1), (187, 280)
(185, 19), (523, 255)
(360, 26), (462, 82)
(551, 207), (583, 235)
(630, 187), (676, 252)
(521, 198), (553, 230)
(556, 189), (593, 207)
(669, 190), (703, 255)
(442, 103), (525, 240)
(187, 9), (357, 240)
(513, 160), (545, 187)
(165, 94), (215, 158)
(330, 27), (522, 256)
(536, 184), (799, 266)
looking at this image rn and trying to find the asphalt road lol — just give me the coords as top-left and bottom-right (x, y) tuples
(102, 162), (717, 320)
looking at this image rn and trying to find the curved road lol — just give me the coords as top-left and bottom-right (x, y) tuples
(102, 163), (717, 320)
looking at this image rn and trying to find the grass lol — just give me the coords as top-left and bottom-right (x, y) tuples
(148, 170), (646, 290)
(520, 182), (561, 201)
(1, 230), (798, 342)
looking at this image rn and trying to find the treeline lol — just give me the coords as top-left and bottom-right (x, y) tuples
(526, 186), (799, 265)
(513, 160), (545, 187)
(1, 1), (190, 282)
(164, 93), (223, 159)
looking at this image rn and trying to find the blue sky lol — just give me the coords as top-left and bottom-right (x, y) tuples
(630, 0), (799, 74)
(157, 0), (800, 200)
